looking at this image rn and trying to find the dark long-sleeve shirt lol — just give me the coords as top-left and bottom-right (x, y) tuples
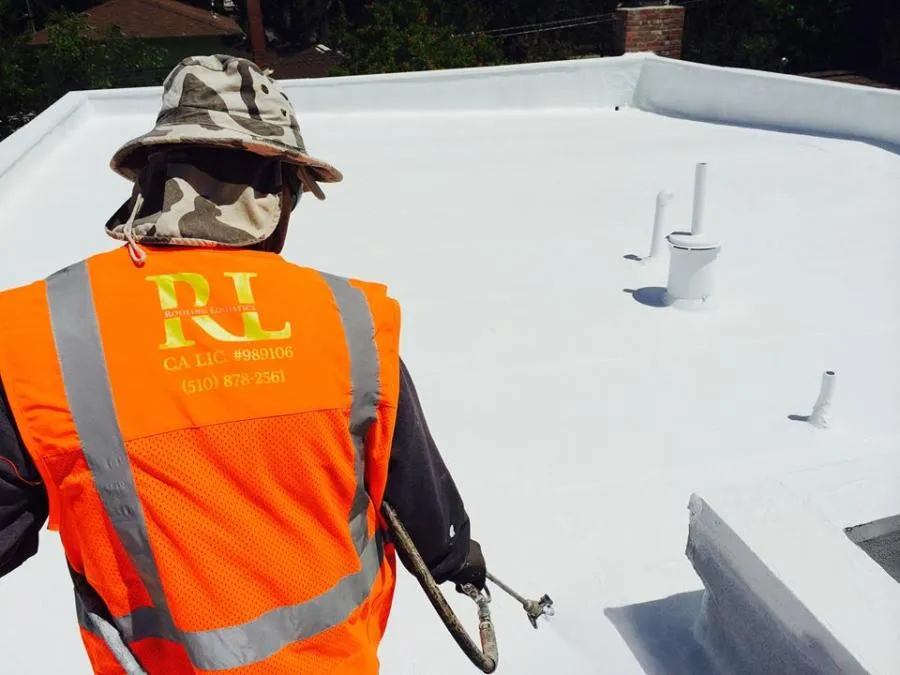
(0, 358), (469, 584)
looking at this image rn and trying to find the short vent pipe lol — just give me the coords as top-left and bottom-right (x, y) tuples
(663, 162), (722, 310)
(646, 190), (674, 261)
(808, 370), (836, 429)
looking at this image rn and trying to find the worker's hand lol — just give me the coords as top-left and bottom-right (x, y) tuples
(451, 539), (486, 592)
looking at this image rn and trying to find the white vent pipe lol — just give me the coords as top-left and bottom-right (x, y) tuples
(646, 190), (674, 261)
(808, 370), (836, 429)
(691, 162), (708, 236)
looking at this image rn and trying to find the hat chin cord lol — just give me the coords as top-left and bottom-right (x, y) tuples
(123, 192), (147, 267)
(296, 165), (325, 201)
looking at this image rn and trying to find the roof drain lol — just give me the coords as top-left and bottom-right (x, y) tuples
(663, 162), (722, 311)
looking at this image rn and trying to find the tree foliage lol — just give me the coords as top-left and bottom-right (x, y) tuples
(469, 0), (620, 62)
(231, 0), (618, 73)
(0, 6), (165, 139)
(0, 0), (41, 138)
(683, 0), (854, 72)
(330, 0), (501, 75)
(39, 11), (167, 92)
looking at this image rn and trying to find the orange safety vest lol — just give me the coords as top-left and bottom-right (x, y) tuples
(0, 246), (401, 674)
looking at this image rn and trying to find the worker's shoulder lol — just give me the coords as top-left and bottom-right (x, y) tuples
(0, 246), (124, 296)
(347, 276), (393, 298)
(302, 265), (401, 320)
(336, 275), (399, 315)
(283, 260), (397, 301)
(0, 271), (49, 304)
(0, 246), (184, 302)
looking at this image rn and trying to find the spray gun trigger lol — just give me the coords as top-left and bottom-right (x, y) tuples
(460, 583), (491, 604)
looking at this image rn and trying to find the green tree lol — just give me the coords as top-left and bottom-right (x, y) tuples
(4, 0), (108, 35)
(473, 0), (620, 62)
(0, 0), (41, 138)
(330, 0), (502, 75)
(39, 10), (167, 94)
(683, 0), (853, 73)
(0, 9), (166, 140)
(231, 0), (619, 67)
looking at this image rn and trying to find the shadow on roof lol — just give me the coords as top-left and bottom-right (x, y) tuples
(623, 287), (670, 309)
(605, 590), (720, 675)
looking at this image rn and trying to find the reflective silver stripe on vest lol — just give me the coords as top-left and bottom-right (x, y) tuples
(47, 261), (180, 645)
(320, 273), (381, 555)
(75, 593), (149, 675)
(79, 533), (385, 667)
(49, 262), (384, 671)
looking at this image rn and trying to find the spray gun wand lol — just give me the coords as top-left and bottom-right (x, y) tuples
(486, 572), (555, 628)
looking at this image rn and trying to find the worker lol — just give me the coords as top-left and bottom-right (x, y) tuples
(0, 54), (485, 674)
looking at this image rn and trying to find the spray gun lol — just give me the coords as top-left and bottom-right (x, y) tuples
(382, 501), (554, 673)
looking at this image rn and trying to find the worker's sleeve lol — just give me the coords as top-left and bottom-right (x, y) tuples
(384, 359), (471, 584)
(0, 376), (48, 578)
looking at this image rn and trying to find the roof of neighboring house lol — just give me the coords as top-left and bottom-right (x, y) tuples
(801, 69), (900, 90)
(237, 44), (345, 79)
(29, 0), (243, 44)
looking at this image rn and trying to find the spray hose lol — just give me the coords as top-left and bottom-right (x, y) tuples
(382, 501), (499, 673)
(382, 502), (555, 672)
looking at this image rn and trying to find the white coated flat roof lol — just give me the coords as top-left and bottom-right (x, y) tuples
(1, 53), (899, 674)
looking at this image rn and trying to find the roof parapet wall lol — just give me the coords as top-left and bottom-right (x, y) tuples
(4, 53), (900, 196)
(633, 56), (900, 152)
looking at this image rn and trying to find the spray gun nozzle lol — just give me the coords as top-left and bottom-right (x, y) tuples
(523, 594), (555, 629)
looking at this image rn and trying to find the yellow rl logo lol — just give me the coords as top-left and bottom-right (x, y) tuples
(145, 272), (292, 350)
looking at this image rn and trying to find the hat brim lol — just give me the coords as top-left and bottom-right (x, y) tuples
(110, 127), (343, 187)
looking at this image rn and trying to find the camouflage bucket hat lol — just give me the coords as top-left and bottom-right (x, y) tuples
(105, 147), (294, 256)
(110, 54), (342, 199)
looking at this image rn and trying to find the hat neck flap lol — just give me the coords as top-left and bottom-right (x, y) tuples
(106, 150), (284, 249)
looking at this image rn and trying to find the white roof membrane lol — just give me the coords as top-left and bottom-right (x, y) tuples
(1, 54), (899, 674)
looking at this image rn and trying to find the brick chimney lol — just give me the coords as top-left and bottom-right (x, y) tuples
(613, 1), (686, 60)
